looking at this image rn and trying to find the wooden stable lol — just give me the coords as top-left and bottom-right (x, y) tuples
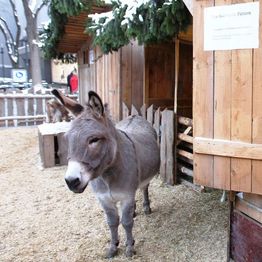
(193, 0), (262, 260)
(53, 1), (262, 259)
(77, 35), (193, 122)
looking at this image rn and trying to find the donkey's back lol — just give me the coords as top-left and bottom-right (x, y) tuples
(116, 115), (160, 186)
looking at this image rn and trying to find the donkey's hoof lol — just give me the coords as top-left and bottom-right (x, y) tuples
(105, 246), (118, 258)
(144, 206), (152, 215)
(125, 246), (136, 257)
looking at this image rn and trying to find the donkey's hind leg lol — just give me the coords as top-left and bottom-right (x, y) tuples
(143, 184), (151, 215)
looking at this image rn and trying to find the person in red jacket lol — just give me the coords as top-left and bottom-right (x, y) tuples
(70, 71), (78, 94)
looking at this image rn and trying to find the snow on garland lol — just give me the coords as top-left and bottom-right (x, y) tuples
(41, 0), (191, 60)
(87, 0), (191, 54)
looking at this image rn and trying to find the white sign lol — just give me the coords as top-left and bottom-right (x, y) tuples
(12, 69), (27, 83)
(204, 2), (259, 51)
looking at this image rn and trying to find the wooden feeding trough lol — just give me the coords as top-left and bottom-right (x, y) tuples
(38, 122), (71, 168)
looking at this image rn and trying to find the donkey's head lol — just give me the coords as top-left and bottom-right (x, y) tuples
(51, 89), (118, 193)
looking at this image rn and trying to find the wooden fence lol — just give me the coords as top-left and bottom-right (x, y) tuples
(122, 103), (193, 185)
(177, 116), (193, 183)
(0, 89), (78, 128)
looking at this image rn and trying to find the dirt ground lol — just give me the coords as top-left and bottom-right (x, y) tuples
(0, 127), (229, 262)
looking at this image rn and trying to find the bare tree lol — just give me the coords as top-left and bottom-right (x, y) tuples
(0, 0), (21, 68)
(22, 0), (47, 89)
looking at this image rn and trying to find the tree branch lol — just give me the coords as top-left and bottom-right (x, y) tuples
(0, 20), (17, 65)
(9, 0), (21, 57)
(0, 17), (14, 42)
(35, 1), (47, 18)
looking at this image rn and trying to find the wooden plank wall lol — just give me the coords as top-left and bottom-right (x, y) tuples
(193, 0), (214, 188)
(121, 41), (144, 110)
(252, 0), (262, 194)
(78, 46), (121, 121)
(193, 0), (262, 195)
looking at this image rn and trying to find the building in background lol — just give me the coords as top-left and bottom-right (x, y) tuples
(0, 0), (52, 83)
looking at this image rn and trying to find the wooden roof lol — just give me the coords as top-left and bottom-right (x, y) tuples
(57, 6), (110, 53)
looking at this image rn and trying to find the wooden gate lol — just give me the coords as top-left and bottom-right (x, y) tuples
(193, 0), (262, 196)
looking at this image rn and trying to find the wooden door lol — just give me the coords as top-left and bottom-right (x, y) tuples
(193, 0), (262, 195)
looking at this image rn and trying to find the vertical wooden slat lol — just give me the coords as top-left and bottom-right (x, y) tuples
(174, 39), (179, 113)
(0, 96), (4, 127)
(193, 0), (214, 187)
(153, 107), (161, 145)
(160, 110), (167, 182)
(231, 0), (252, 192)
(28, 97), (34, 126)
(16, 98), (25, 126)
(140, 104), (146, 119)
(121, 44), (132, 107)
(144, 45), (149, 106)
(7, 97), (13, 127)
(146, 105), (154, 124)
(166, 110), (175, 185)
(213, 0), (232, 190)
(252, 0), (262, 194)
(122, 102), (129, 120)
(160, 109), (175, 185)
(131, 42), (144, 108)
(131, 105), (139, 116)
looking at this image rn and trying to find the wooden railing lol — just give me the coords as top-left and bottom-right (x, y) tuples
(0, 89), (77, 128)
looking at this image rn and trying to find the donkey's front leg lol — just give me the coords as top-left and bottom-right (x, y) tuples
(121, 199), (136, 257)
(99, 200), (119, 258)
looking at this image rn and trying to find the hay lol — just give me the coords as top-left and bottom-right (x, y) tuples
(0, 127), (229, 262)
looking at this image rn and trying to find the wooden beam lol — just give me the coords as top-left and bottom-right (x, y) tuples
(194, 137), (262, 160)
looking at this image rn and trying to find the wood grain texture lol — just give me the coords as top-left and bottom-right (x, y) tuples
(194, 137), (262, 161)
(231, 49), (252, 192)
(230, 210), (262, 262)
(213, 0), (232, 190)
(252, 0), (262, 194)
(193, 0), (214, 187)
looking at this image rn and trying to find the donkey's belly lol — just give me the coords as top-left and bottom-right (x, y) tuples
(138, 176), (154, 189)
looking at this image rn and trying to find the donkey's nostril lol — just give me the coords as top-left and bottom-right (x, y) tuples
(65, 177), (81, 189)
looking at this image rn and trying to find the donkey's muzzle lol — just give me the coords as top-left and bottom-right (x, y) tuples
(65, 177), (81, 191)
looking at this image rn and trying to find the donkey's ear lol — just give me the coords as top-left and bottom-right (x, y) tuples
(51, 89), (83, 116)
(88, 91), (104, 117)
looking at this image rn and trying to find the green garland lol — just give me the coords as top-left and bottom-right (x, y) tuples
(41, 0), (92, 62)
(87, 0), (191, 54)
(42, 0), (191, 60)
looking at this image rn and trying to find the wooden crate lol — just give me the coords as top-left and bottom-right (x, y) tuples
(38, 122), (71, 168)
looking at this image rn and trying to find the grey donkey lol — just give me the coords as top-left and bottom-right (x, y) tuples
(51, 89), (160, 258)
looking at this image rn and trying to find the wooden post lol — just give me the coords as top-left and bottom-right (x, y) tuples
(160, 110), (175, 185)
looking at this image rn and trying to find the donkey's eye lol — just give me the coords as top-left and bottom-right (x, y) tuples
(89, 137), (100, 144)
